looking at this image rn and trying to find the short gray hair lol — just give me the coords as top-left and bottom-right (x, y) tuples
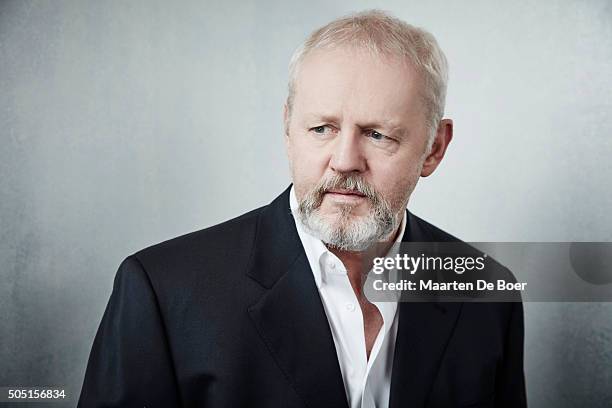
(286, 10), (449, 143)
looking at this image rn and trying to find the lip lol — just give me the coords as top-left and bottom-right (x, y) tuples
(325, 189), (366, 197)
(324, 190), (367, 203)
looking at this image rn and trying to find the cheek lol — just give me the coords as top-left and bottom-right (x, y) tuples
(372, 156), (423, 206)
(287, 135), (329, 192)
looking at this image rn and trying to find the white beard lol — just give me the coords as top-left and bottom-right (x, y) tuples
(294, 174), (400, 251)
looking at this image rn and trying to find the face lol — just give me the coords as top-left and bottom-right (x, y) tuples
(285, 46), (452, 250)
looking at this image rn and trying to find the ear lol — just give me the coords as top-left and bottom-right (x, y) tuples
(420, 118), (453, 177)
(283, 103), (290, 138)
(283, 103), (292, 160)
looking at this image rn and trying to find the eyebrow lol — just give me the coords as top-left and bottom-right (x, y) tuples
(305, 113), (341, 124)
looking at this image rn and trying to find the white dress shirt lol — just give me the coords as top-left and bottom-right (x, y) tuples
(289, 187), (406, 408)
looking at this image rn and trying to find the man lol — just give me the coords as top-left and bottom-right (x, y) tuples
(79, 10), (526, 408)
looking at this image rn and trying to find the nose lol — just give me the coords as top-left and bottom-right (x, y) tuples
(329, 128), (367, 174)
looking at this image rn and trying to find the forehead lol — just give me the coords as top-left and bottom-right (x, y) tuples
(293, 46), (425, 124)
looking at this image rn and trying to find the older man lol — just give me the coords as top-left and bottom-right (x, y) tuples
(79, 10), (526, 408)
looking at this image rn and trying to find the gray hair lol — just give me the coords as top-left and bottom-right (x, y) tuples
(286, 10), (449, 145)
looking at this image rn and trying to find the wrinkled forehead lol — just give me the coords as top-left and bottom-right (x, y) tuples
(292, 46), (427, 123)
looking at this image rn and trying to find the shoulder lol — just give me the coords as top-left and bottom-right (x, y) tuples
(135, 205), (263, 263)
(408, 211), (521, 294)
(119, 205), (266, 294)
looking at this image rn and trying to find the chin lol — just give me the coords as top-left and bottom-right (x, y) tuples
(321, 200), (369, 216)
(318, 208), (368, 227)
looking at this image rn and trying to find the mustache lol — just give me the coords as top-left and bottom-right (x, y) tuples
(307, 174), (380, 208)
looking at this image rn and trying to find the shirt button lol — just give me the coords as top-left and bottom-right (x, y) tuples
(345, 303), (356, 312)
(328, 262), (336, 270)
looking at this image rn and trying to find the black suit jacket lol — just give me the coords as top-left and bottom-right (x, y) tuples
(79, 186), (527, 407)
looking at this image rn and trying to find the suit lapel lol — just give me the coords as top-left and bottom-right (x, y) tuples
(247, 186), (349, 408)
(389, 301), (463, 408)
(388, 212), (464, 408)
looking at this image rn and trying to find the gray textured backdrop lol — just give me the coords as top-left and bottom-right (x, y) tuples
(1, 0), (611, 406)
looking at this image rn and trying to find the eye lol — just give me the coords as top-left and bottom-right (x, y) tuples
(310, 125), (334, 135)
(367, 130), (389, 141)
